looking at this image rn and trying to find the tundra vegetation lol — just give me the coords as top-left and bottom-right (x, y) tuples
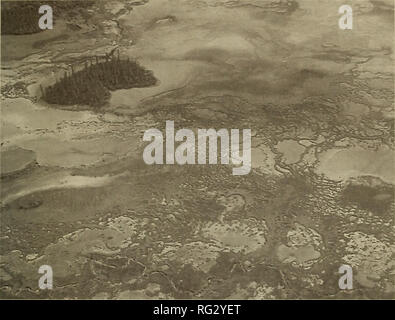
(42, 53), (157, 108)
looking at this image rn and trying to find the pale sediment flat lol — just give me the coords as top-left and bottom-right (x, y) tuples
(0, 0), (394, 299)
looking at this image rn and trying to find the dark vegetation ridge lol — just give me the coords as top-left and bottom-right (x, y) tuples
(41, 53), (158, 108)
(1, 1), (94, 35)
(341, 183), (395, 215)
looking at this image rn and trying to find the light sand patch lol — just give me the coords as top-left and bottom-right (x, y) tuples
(1, 98), (96, 133)
(15, 136), (138, 168)
(1, 122), (24, 141)
(276, 140), (305, 165)
(109, 60), (201, 114)
(277, 244), (320, 268)
(0, 146), (36, 177)
(287, 223), (323, 248)
(316, 146), (395, 184)
(153, 241), (221, 273)
(217, 193), (245, 213)
(34, 216), (138, 278)
(276, 223), (322, 268)
(1, 98), (140, 167)
(340, 100), (370, 120)
(1, 171), (129, 205)
(251, 145), (278, 175)
(202, 219), (267, 253)
(343, 232), (395, 289)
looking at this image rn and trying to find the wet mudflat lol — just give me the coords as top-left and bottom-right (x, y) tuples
(0, 0), (394, 299)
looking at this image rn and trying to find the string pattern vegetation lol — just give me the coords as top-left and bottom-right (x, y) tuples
(41, 53), (158, 108)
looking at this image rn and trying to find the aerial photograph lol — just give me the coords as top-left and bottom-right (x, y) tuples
(0, 0), (394, 300)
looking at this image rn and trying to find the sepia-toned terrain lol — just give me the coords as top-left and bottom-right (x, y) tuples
(0, 0), (394, 299)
